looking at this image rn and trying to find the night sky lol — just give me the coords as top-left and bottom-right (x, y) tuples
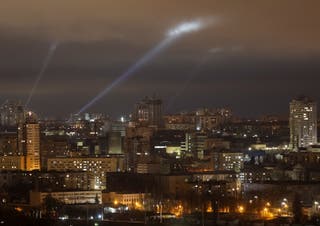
(1, 0), (320, 118)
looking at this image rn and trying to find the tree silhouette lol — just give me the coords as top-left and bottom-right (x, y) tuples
(95, 194), (100, 204)
(43, 194), (62, 218)
(292, 193), (303, 223)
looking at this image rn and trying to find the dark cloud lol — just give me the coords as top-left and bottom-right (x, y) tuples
(0, 0), (319, 117)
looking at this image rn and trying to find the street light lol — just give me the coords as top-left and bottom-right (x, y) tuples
(238, 206), (244, 213)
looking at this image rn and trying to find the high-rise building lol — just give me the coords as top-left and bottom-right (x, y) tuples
(17, 114), (25, 155)
(47, 156), (124, 190)
(211, 150), (244, 173)
(107, 121), (126, 154)
(195, 108), (232, 131)
(0, 156), (25, 171)
(0, 100), (25, 127)
(289, 96), (317, 150)
(133, 96), (163, 127)
(181, 132), (207, 159)
(24, 112), (40, 171)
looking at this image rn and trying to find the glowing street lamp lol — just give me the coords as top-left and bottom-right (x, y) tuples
(238, 206), (244, 213)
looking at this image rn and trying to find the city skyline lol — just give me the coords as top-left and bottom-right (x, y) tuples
(1, 2), (320, 225)
(0, 1), (319, 117)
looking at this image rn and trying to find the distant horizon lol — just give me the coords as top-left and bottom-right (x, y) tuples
(1, 97), (294, 121)
(1, 1), (319, 120)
